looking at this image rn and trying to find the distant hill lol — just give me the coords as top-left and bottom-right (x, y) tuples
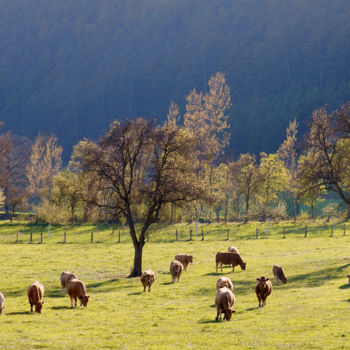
(1, 0), (350, 158)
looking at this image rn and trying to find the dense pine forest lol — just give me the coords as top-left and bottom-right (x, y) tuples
(2, 0), (350, 157)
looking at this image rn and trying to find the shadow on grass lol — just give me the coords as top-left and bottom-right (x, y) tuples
(198, 319), (219, 324)
(286, 263), (350, 289)
(46, 290), (64, 298)
(86, 277), (131, 293)
(203, 272), (222, 276)
(51, 306), (72, 310)
(128, 292), (143, 296)
(3, 290), (24, 297)
(339, 284), (350, 290)
(6, 311), (32, 315)
(161, 282), (174, 285)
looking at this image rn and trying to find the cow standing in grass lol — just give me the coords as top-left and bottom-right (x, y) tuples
(170, 260), (183, 283)
(255, 276), (272, 308)
(228, 246), (239, 254)
(0, 292), (4, 315)
(67, 279), (90, 307)
(215, 286), (235, 321)
(216, 277), (233, 291)
(60, 271), (77, 293)
(141, 269), (155, 292)
(215, 252), (246, 273)
(273, 264), (288, 284)
(175, 254), (193, 271)
(27, 281), (45, 313)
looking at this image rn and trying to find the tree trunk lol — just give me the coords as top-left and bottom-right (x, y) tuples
(311, 204), (315, 222)
(346, 206), (350, 220)
(215, 208), (220, 223)
(293, 197), (297, 223)
(224, 194), (228, 223)
(129, 242), (144, 277)
(170, 203), (174, 223)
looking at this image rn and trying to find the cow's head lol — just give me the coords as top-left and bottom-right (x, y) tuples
(241, 262), (247, 271)
(189, 256), (193, 263)
(224, 308), (235, 321)
(257, 276), (269, 287)
(282, 275), (288, 284)
(35, 301), (44, 313)
(81, 295), (90, 307)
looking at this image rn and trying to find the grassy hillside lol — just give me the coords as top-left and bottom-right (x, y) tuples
(0, 221), (350, 348)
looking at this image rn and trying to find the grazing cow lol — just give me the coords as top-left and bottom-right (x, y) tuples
(273, 264), (288, 284)
(228, 246), (240, 254)
(347, 274), (350, 284)
(174, 254), (193, 271)
(170, 260), (183, 283)
(67, 279), (90, 307)
(60, 271), (77, 292)
(216, 277), (233, 291)
(0, 292), (4, 315)
(215, 286), (235, 321)
(141, 269), (155, 292)
(215, 252), (246, 273)
(27, 281), (45, 313)
(255, 276), (272, 308)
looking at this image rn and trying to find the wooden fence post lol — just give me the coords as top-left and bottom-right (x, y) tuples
(30, 232), (32, 244)
(190, 228), (193, 241)
(64, 232), (66, 243)
(175, 229), (178, 241)
(112, 227), (114, 236)
(16, 232), (18, 243)
(226, 229), (229, 241)
(283, 227), (286, 239)
(330, 225), (333, 237)
(40, 232), (43, 243)
(91, 232), (93, 243)
(304, 225), (307, 238)
(201, 228), (204, 241)
(118, 230), (121, 243)
(256, 227), (258, 239)
(344, 224), (346, 236)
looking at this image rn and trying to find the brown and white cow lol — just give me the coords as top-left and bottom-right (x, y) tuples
(215, 286), (235, 321)
(60, 271), (77, 292)
(140, 269), (155, 292)
(215, 252), (246, 273)
(216, 277), (233, 291)
(27, 281), (45, 313)
(255, 276), (272, 308)
(272, 264), (288, 284)
(228, 246), (240, 254)
(174, 254), (193, 271)
(170, 260), (183, 283)
(0, 292), (4, 315)
(67, 279), (90, 307)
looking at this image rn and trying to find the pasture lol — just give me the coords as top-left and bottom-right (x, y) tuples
(0, 221), (350, 349)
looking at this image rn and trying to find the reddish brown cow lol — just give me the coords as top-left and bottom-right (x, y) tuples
(272, 264), (288, 284)
(67, 279), (90, 307)
(27, 281), (45, 313)
(255, 276), (272, 307)
(175, 254), (193, 271)
(215, 252), (246, 273)
(60, 271), (77, 292)
(215, 286), (235, 321)
(141, 269), (155, 292)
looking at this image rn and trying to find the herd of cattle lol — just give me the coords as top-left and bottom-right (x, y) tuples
(0, 246), (347, 320)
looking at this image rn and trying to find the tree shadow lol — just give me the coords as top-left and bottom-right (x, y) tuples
(346, 299), (350, 303)
(339, 284), (350, 290)
(46, 290), (65, 298)
(203, 272), (222, 276)
(128, 292), (143, 296)
(86, 277), (131, 293)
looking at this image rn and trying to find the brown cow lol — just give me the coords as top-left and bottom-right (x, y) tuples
(60, 271), (77, 291)
(0, 292), (4, 315)
(347, 274), (350, 284)
(174, 254), (193, 271)
(67, 279), (90, 307)
(215, 286), (235, 321)
(170, 260), (183, 283)
(216, 277), (233, 291)
(141, 269), (155, 292)
(273, 264), (288, 284)
(27, 281), (45, 313)
(255, 276), (272, 307)
(228, 246), (239, 254)
(215, 252), (246, 273)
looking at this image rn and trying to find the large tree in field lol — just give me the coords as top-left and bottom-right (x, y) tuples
(76, 118), (208, 277)
(300, 105), (350, 218)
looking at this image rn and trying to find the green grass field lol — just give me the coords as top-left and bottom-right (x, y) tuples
(0, 220), (350, 349)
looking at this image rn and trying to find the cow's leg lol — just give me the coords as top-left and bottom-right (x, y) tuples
(221, 264), (223, 272)
(148, 285), (151, 292)
(232, 265), (235, 272)
(74, 297), (77, 307)
(143, 285), (146, 292)
(216, 263), (218, 273)
(257, 296), (261, 307)
(70, 297), (74, 307)
(30, 302), (33, 312)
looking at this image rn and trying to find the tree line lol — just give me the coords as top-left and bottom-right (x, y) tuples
(1, 72), (350, 275)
